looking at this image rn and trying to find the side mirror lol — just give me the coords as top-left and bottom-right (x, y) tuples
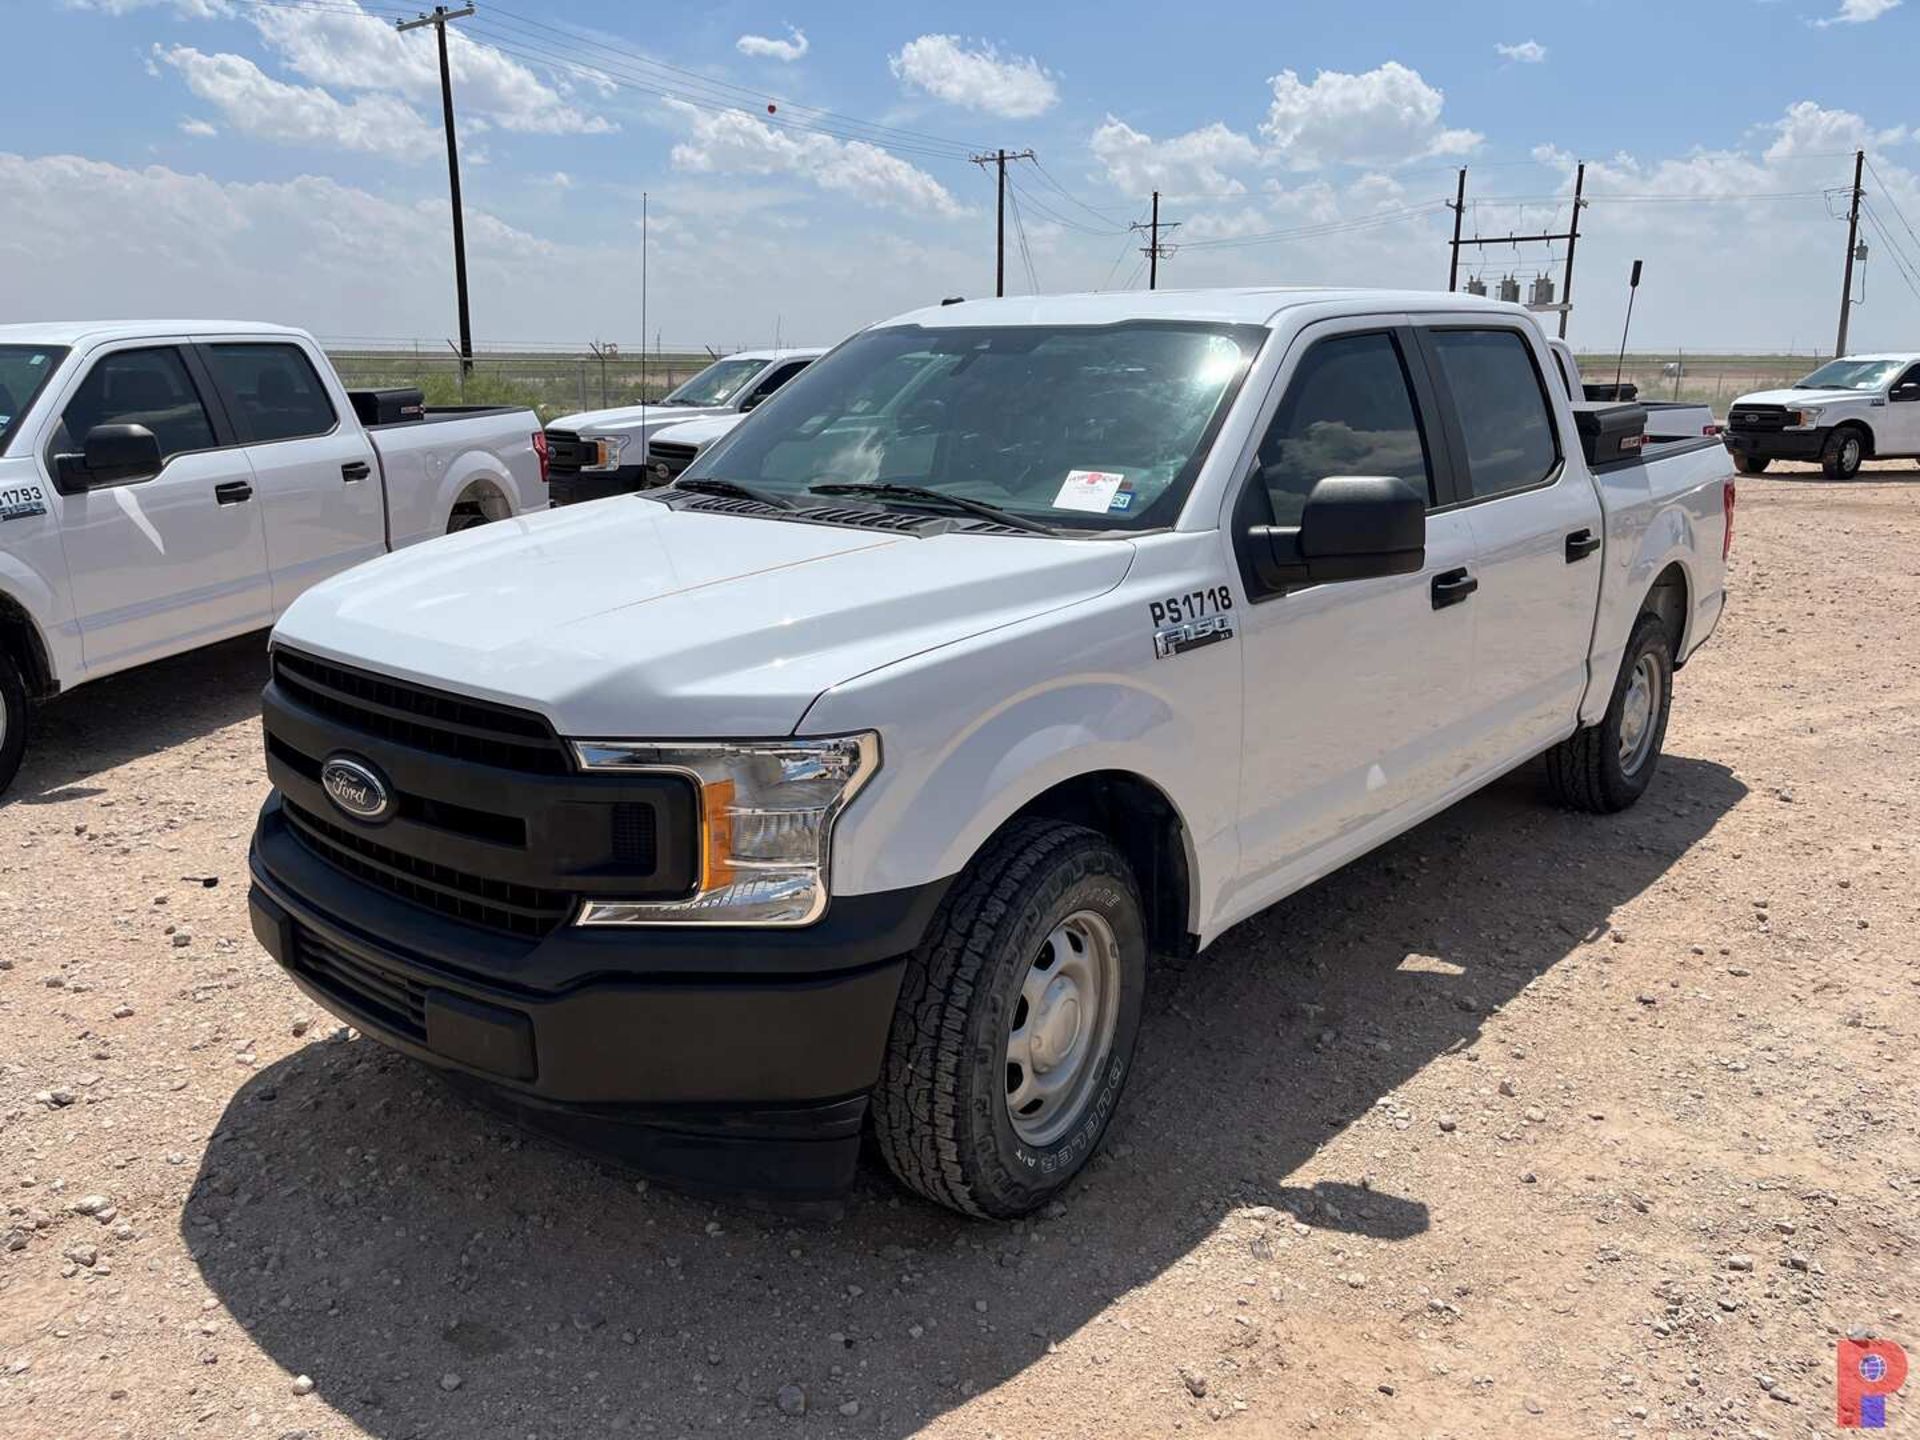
(57, 424), (164, 489)
(1247, 475), (1425, 592)
(1891, 382), (1920, 403)
(739, 391), (765, 411)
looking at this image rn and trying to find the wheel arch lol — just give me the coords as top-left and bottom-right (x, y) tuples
(1641, 560), (1690, 666)
(0, 586), (59, 699)
(1833, 417), (1875, 456)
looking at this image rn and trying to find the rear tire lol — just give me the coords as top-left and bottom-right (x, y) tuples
(873, 820), (1146, 1219)
(0, 653), (28, 799)
(1731, 453), (1769, 475)
(1545, 612), (1674, 814)
(1821, 428), (1865, 479)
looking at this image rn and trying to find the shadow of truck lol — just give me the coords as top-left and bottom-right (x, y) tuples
(187, 754), (1745, 1438)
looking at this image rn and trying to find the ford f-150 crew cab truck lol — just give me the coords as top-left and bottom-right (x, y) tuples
(543, 348), (824, 505)
(1723, 351), (1920, 478)
(247, 289), (1733, 1218)
(0, 320), (546, 794)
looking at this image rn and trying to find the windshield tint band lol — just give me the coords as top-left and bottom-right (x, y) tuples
(689, 321), (1268, 532)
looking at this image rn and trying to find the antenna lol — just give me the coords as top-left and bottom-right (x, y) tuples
(1613, 259), (1643, 398)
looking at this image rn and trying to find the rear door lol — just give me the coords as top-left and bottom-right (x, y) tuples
(1228, 319), (1479, 905)
(47, 342), (270, 673)
(1414, 322), (1605, 775)
(1881, 361), (1920, 455)
(197, 339), (384, 614)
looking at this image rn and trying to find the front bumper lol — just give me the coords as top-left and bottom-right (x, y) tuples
(250, 795), (948, 1199)
(1723, 427), (1827, 462)
(546, 466), (652, 506)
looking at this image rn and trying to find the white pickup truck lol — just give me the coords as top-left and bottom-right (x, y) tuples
(1723, 352), (1920, 478)
(0, 320), (546, 793)
(544, 347), (824, 505)
(247, 289), (1732, 1217)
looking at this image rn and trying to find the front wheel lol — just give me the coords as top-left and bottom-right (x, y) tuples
(0, 653), (28, 798)
(1731, 452), (1769, 475)
(1821, 428), (1865, 479)
(873, 820), (1146, 1218)
(1545, 613), (1674, 814)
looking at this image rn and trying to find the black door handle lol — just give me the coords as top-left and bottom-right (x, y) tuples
(342, 460), (372, 482)
(1431, 567), (1478, 609)
(1565, 528), (1601, 562)
(214, 481), (253, 506)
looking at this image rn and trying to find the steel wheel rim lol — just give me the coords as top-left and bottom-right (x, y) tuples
(1617, 652), (1662, 776)
(1842, 436), (1861, 471)
(1004, 909), (1121, 1147)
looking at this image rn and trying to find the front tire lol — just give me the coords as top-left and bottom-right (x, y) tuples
(1821, 428), (1865, 479)
(1731, 452), (1769, 475)
(1545, 613), (1674, 814)
(873, 820), (1146, 1218)
(0, 653), (28, 798)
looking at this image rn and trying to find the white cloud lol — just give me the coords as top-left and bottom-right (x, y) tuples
(155, 46), (437, 158)
(735, 28), (809, 63)
(246, 1), (613, 135)
(1763, 98), (1907, 158)
(1088, 117), (1261, 197)
(178, 117), (217, 138)
(666, 102), (966, 218)
(1495, 39), (1548, 63)
(1260, 62), (1480, 170)
(1815, 0), (1900, 24)
(889, 35), (1058, 119)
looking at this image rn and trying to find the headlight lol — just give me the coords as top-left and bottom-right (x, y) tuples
(578, 433), (631, 472)
(1785, 407), (1824, 430)
(570, 734), (879, 926)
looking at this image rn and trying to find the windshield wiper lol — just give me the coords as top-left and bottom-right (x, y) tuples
(806, 482), (1054, 534)
(671, 476), (796, 510)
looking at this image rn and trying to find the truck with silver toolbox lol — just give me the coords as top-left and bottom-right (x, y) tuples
(0, 320), (546, 795)
(1722, 351), (1920, 478)
(247, 288), (1733, 1218)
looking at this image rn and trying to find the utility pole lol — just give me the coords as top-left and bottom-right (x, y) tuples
(970, 148), (1034, 297)
(1129, 191), (1180, 290)
(1447, 168), (1466, 291)
(1836, 147), (1865, 358)
(397, 4), (478, 376)
(1558, 162), (1585, 340)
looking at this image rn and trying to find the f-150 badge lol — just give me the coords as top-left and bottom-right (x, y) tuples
(1153, 613), (1235, 659)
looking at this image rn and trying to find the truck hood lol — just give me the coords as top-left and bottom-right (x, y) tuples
(1730, 387), (1864, 409)
(550, 402), (728, 434)
(648, 414), (744, 448)
(271, 498), (1133, 737)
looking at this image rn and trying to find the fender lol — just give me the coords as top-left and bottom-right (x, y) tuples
(0, 553), (79, 694)
(1580, 490), (1707, 727)
(434, 446), (523, 529)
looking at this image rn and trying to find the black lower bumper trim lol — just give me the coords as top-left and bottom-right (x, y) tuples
(1723, 428), (1826, 461)
(546, 467), (651, 506)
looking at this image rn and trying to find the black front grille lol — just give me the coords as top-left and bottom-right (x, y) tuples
(272, 649), (569, 776)
(1728, 404), (1792, 432)
(648, 440), (699, 469)
(284, 800), (575, 938)
(293, 925), (428, 1041)
(543, 427), (598, 473)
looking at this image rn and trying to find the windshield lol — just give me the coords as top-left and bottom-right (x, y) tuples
(0, 345), (69, 454)
(689, 321), (1265, 531)
(662, 357), (767, 407)
(1794, 358), (1906, 391)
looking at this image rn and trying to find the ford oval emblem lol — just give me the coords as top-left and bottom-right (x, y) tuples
(320, 754), (394, 824)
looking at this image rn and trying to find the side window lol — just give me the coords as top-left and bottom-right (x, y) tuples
(1894, 363), (1920, 397)
(61, 347), (216, 464)
(1427, 330), (1561, 500)
(747, 360), (809, 405)
(204, 343), (338, 444)
(1254, 332), (1434, 525)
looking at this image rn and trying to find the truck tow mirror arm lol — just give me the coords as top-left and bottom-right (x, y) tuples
(1244, 474), (1427, 596)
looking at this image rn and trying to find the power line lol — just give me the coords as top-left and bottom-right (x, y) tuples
(1129, 192), (1179, 289)
(1179, 202), (1448, 252)
(1005, 181), (1039, 294)
(970, 149), (1035, 297)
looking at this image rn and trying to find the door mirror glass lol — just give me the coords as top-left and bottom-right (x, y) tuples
(62, 423), (164, 488)
(1247, 475), (1426, 591)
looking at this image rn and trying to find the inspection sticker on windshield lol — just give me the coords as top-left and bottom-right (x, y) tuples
(1053, 469), (1125, 513)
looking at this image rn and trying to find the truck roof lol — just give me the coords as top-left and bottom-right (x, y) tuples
(0, 319), (310, 348)
(1833, 352), (1920, 364)
(885, 286), (1537, 330)
(720, 347), (829, 362)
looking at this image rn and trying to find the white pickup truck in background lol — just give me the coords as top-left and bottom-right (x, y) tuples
(248, 288), (1732, 1218)
(1722, 351), (1920, 478)
(543, 347), (824, 505)
(0, 320), (546, 793)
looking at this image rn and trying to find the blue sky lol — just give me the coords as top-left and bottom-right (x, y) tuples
(6, 0), (1920, 353)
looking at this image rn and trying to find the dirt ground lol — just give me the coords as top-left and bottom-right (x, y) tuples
(2, 463), (1915, 1440)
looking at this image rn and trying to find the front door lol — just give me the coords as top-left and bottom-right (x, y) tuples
(49, 343), (270, 675)
(198, 339), (385, 614)
(1227, 321), (1478, 917)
